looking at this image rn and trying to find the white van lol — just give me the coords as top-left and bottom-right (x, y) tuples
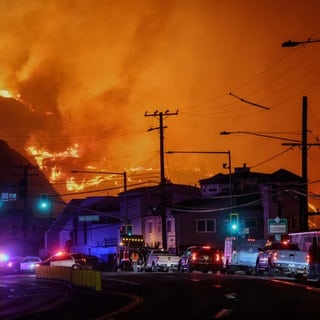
(224, 237), (266, 275)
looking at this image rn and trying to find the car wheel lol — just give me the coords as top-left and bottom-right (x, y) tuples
(151, 262), (157, 272)
(267, 260), (273, 277)
(72, 264), (81, 270)
(255, 263), (261, 276)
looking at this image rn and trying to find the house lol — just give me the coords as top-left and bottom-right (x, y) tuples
(44, 164), (304, 261)
(42, 184), (201, 259)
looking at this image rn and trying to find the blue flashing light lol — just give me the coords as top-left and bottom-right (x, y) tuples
(0, 253), (9, 261)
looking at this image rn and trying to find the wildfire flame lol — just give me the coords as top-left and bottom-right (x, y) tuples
(27, 144), (80, 169)
(26, 142), (159, 196)
(0, 89), (21, 100)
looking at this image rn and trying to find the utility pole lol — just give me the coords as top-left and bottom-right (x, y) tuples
(282, 96), (320, 231)
(14, 164), (38, 238)
(145, 110), (179, 250)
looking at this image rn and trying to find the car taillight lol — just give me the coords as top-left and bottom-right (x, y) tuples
(191, 253), (197, 261)
(215, 253), (221, 262)
(272, 252), (278, 261)
(307, 254), (310, 264)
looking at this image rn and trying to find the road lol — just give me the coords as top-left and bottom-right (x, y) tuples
(0, 273), (73, 319)
(1, 272), (320, 319)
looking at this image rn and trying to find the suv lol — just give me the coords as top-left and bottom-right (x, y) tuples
(7, 256), (42, 273)
(178, 245), (224, 273)
(39, 252), (94, 270)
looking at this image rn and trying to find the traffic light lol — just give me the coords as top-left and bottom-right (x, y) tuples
(120, 224), (133, 236)
(39, 193), (49, 210)
(126, 224), (133, 236)
(230, 213), (239, 232)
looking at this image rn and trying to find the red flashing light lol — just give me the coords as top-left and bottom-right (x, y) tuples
(272, 252), (278, 262)
(202, 246), (211, 250)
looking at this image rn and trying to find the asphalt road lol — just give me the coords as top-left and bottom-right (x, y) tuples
(1, 272), (320, 319)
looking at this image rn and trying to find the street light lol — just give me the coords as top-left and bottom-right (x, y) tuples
(281, 39), (320, 230)
(281, 38), (320, 47)
(70, 170), (128, 223)
(220, 127), (317, 232)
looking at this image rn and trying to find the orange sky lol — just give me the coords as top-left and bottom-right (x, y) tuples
(1, 0), (320, 208)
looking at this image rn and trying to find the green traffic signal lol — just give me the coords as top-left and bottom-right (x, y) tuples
(230, 213), (239, 231)
(39, 193), (49, 210)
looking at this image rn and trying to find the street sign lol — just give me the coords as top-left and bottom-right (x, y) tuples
(268, 217), (288, 235)
(79, 215), (100, 222)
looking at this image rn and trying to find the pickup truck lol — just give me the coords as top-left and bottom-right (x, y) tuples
(144, 249), (180, 272)
(224, 237), (266, 275)
(255, 241), (309, 277)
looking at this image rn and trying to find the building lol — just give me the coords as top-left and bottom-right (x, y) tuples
(43, 165), (305, 261)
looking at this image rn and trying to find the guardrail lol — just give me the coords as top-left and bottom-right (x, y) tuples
(35, 266), (102, 291)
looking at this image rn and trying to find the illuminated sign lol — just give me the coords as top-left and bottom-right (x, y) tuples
(79, 215), (100, 222)
(268, 218), (288, 235)
(120, 234), (144, 246)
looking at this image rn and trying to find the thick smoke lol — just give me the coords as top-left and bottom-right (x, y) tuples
(1, 0), (320, 204)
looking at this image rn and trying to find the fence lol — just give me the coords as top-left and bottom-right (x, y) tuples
(35, 266), (102, 291)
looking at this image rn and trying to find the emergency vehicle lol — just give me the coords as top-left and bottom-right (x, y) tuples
(117, 233), (146, 271)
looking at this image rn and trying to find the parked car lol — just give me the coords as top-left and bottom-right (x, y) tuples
(178, 245), (224, 273)
(37, 252), (95, 270)
(0, 253), (11, 273)
(144, 249), (180, 272)
(84, 255), (110, 271)
(6, 256), (42, 273)
(255, 241), (309, 277)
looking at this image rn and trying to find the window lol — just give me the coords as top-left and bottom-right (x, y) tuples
(167, 220), (172, 233)
(196, 219), (216, 233)
(244, 219), (258, 228)
(1, 193), (17, 201)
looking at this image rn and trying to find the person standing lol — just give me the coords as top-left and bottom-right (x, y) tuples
(131, 251), (139, 272)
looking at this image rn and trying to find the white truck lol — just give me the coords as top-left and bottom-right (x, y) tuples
(224, 237), (266, 275)
(255, 240), (309, 277)
(144, 249), (180, 272)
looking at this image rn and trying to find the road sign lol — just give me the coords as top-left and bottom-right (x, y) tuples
(79, 215), (100, 222)
(268, 217), (287, 235)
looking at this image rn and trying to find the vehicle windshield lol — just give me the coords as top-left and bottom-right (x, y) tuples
(152, 250), (171, 255)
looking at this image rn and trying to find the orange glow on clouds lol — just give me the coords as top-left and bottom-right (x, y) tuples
(1, 1), (320, 208)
